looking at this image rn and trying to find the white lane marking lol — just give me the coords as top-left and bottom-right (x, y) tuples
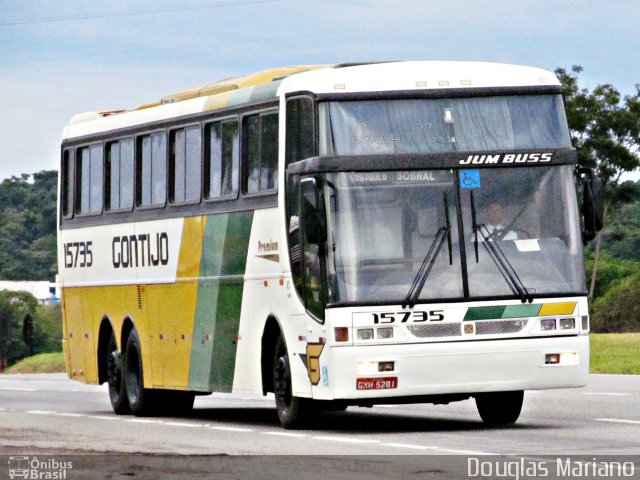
(583, 392), (631, 396)
(209, 426), (254, 432)
(0, 387), (38, 391)
(374, 405), (399, 408)
(260, 431), (308, 438)
(26, 410), (54, 415)
(126, 418), (161, 424)
(437, 448), (498, 455)
(382, 442), (439, 450)
(56, 413), (84, 417)
(162, 422), (203, 428)
(0, 408), (6, 411)
(595, 418), (640, 425)
(314, 436), (380, 444)
(88, 415), (119, 421)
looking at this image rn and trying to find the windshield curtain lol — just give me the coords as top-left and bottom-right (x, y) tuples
(320, 95), (571, 155)
(322, 165), (584, 305)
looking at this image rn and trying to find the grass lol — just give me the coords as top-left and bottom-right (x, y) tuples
(590, 333), (640, 375)
(4, 352), (66, 374)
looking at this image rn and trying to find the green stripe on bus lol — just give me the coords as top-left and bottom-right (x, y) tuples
(188, 214), (228, 390)
(463, 306), (506, 321)
(188, 211), (253, 392)
(501, 304), (541, 318)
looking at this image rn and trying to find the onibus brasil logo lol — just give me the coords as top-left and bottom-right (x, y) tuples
(8, 456), (73, 479)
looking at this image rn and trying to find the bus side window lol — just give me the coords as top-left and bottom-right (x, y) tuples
(242, 110), (278, 195)
(170, 126), (201, 204)
(205, 120), (239, 200)
(61, 149), (73, 218)
(137, 132), (167, 207)
(106, 138), (134, 211)
(285, 96), (315, 167)
(285, 96), (315, 231)
(76, 144), (103, 215)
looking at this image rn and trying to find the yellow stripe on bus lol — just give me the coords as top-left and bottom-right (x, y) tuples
(538, 302), (577, 316)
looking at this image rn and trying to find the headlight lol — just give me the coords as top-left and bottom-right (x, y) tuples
(357, 328), (374, 340)
(540, 319), (556, 331)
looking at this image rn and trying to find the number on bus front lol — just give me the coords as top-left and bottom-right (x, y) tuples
(371, 310), (444, 324)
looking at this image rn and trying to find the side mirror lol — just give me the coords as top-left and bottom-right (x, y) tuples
(580, 167), (605, 241)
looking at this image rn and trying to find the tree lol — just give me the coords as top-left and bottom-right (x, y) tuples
(555, 66), (640, 298)
(0, 170), (58, 280)
(0, 290), (38, 369)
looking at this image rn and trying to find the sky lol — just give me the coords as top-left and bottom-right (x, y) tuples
(1, 0), (639, 182)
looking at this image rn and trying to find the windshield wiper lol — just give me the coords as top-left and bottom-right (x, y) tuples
(402, 193), (452, 309)
(402, 226), (449, 309)
(470, 192), (533, 303)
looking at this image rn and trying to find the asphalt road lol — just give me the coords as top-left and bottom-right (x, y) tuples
(0, 373), (638, 478)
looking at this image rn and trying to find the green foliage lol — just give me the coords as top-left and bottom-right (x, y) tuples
(555, 66), (640, 184)
(0, 171), (58, 280)
(591, 275), (640, 333)
(0, 290), (62, 368)
(598, 181), (640, 261)
(584, 249), (640, 298)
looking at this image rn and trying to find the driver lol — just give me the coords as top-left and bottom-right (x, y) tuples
(477, 202), (518, 241)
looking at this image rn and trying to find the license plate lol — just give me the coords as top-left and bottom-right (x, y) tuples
(356, 377), (398, 390)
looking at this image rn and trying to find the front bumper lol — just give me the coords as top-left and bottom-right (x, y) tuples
(318, 335), (589, 400)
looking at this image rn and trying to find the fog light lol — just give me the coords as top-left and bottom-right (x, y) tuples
(541, 319), (556, 331)
(545, 353), (560, 364)
(334, 327), (349, 342)
(377, 327), (394, 339)
(357, 328), (374, 340)
(357, 361), (378, 375)
(559, 318), (575, 330)
(560, 352), (579, 365)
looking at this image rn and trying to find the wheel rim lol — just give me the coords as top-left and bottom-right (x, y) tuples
(106, 337), (122, 394)
(274, 355), (292, 409)
(125, 343), (141, 404)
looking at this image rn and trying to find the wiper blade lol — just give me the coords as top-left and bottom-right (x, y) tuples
(402, 225), (450, 309)
(474, 225), (533, 303)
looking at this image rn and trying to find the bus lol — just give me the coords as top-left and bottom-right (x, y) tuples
(59, 61), (602, 429)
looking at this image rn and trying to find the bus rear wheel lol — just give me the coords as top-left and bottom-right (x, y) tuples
(106, 330), (130, 414)
(273, 335), (314, 429)
(475, 390), (524, 426)
(124, 328), (155, 416)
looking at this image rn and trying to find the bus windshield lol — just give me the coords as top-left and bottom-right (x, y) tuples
(323, 165), (585, 305)
(319, 95), (571, 155)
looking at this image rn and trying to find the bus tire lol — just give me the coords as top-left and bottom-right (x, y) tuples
(273, 335), (314, 429)
(106, 330), (130, 414)
(475, 390), (524, 426)
(124, 328), (155, 416)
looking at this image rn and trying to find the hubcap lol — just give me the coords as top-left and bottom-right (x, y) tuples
(274, 356), (291, 407)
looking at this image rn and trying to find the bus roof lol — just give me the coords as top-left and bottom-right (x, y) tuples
(62, 61), (561, 141)
(280, 61), (561, 95)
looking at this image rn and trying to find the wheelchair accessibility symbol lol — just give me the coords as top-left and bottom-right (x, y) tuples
(460, 169), (481, 189)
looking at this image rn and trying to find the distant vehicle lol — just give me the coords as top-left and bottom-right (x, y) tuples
(58, 61), (602, 428)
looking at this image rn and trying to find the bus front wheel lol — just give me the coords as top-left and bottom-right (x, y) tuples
(273, 335), (314, 429)
(106, 330), (130, 414)
(475, 390), (524, 426)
